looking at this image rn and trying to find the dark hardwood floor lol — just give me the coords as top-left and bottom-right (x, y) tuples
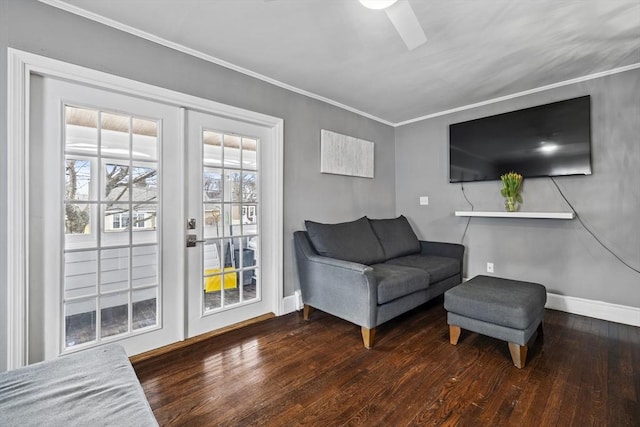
(133, 298), (640, 426)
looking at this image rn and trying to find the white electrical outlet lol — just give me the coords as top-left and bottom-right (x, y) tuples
(487, 262), (494, 273)
(419, 196), (429, 205)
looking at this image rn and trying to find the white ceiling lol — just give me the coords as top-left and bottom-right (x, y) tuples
(45, 0), (640, 125)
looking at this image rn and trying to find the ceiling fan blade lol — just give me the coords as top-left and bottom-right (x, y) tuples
(384, 0), (427, 50)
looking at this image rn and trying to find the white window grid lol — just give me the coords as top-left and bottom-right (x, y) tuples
(201, 129), (260, 314)
(62, 105), (161, 352)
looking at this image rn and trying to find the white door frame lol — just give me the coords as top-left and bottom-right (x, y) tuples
(6, 48), (284, 369)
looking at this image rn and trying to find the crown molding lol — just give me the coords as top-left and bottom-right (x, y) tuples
(37, 0), (394, 127)
(395, 62), (640, 126)
(37, 0), (640, 129)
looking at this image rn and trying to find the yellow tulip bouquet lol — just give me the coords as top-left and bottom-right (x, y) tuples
(500, 171), (523, 212)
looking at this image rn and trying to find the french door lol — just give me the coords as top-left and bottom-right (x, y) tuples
(186, 111), (277, 337)
(185, 110), (275, 338)
(29, 75), (184, 361)
(22, 65), (281, 364)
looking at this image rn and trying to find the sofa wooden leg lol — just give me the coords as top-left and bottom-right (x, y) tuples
(508, 342), (528, 368)
(303, 304), (312, 320)
(361, 327), (376, 349)
(449, 325), (461, 345)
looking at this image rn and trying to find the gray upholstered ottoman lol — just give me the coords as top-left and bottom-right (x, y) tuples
(444, 275), (547, 368)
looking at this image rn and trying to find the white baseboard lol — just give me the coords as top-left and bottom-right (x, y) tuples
(546, 293), (640, 327)
(281, 290), (640, 326)
(282, 290), (303, 315)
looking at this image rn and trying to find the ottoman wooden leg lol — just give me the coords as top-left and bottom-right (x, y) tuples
(508, 342), (528, 368)
(449, 325), (461, 345)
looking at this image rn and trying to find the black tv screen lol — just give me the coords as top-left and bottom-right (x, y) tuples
(449, 95), (592, 183)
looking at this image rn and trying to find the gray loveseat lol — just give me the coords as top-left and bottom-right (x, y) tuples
(294, 216), (464, 348)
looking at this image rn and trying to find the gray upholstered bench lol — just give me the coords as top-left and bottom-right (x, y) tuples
(444, 275), (547, 368)
(0, 344), (158, 426)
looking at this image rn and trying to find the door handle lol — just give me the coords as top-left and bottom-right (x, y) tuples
(186, 234), (206, 248)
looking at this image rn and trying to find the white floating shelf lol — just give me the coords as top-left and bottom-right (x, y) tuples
(455, 211), (575, 220)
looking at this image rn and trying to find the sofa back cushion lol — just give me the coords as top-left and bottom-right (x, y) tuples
(305, 217), (386, 265)
(369, 215), (421, 260)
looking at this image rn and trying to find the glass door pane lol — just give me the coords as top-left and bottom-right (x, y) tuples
(63, 105), (160, 350)
(201, 130), (259, 313)
(186, 109), (275, 339)
(30, 74), (182, 362)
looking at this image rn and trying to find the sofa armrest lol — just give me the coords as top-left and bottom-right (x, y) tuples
(420, 241), (465, 278)
(294, 231), (378, 328)
(419, 240), (465, 260)
(300, 251), (371, 273)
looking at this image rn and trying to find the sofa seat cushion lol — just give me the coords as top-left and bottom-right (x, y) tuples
(369, 215), (421, 260)
(371, 263), (430, 304)
(385, 254), (460, 283)
(305, 216), (385, 265)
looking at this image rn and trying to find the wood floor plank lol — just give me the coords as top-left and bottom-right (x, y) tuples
(278, 305), (448, 426)
(535, 313), (590, 426)
(629, 323), (640, 423)
(554, 316), (595, 426)
(606, 319), (639, 426)
(347, 336), (469, 426)
(133, 303), (639, 426)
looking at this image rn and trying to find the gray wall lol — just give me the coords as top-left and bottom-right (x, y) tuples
(0, 0), (396, 370)
(396, 69), (640, 308)
(2, 1), (636, 373)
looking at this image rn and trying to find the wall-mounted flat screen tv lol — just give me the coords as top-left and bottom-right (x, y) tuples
(449, 95), (592, 183)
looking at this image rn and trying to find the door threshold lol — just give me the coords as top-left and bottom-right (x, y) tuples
(129, 312), (275, 365)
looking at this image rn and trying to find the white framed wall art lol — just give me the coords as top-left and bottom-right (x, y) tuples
(320, 129), (374, 179)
